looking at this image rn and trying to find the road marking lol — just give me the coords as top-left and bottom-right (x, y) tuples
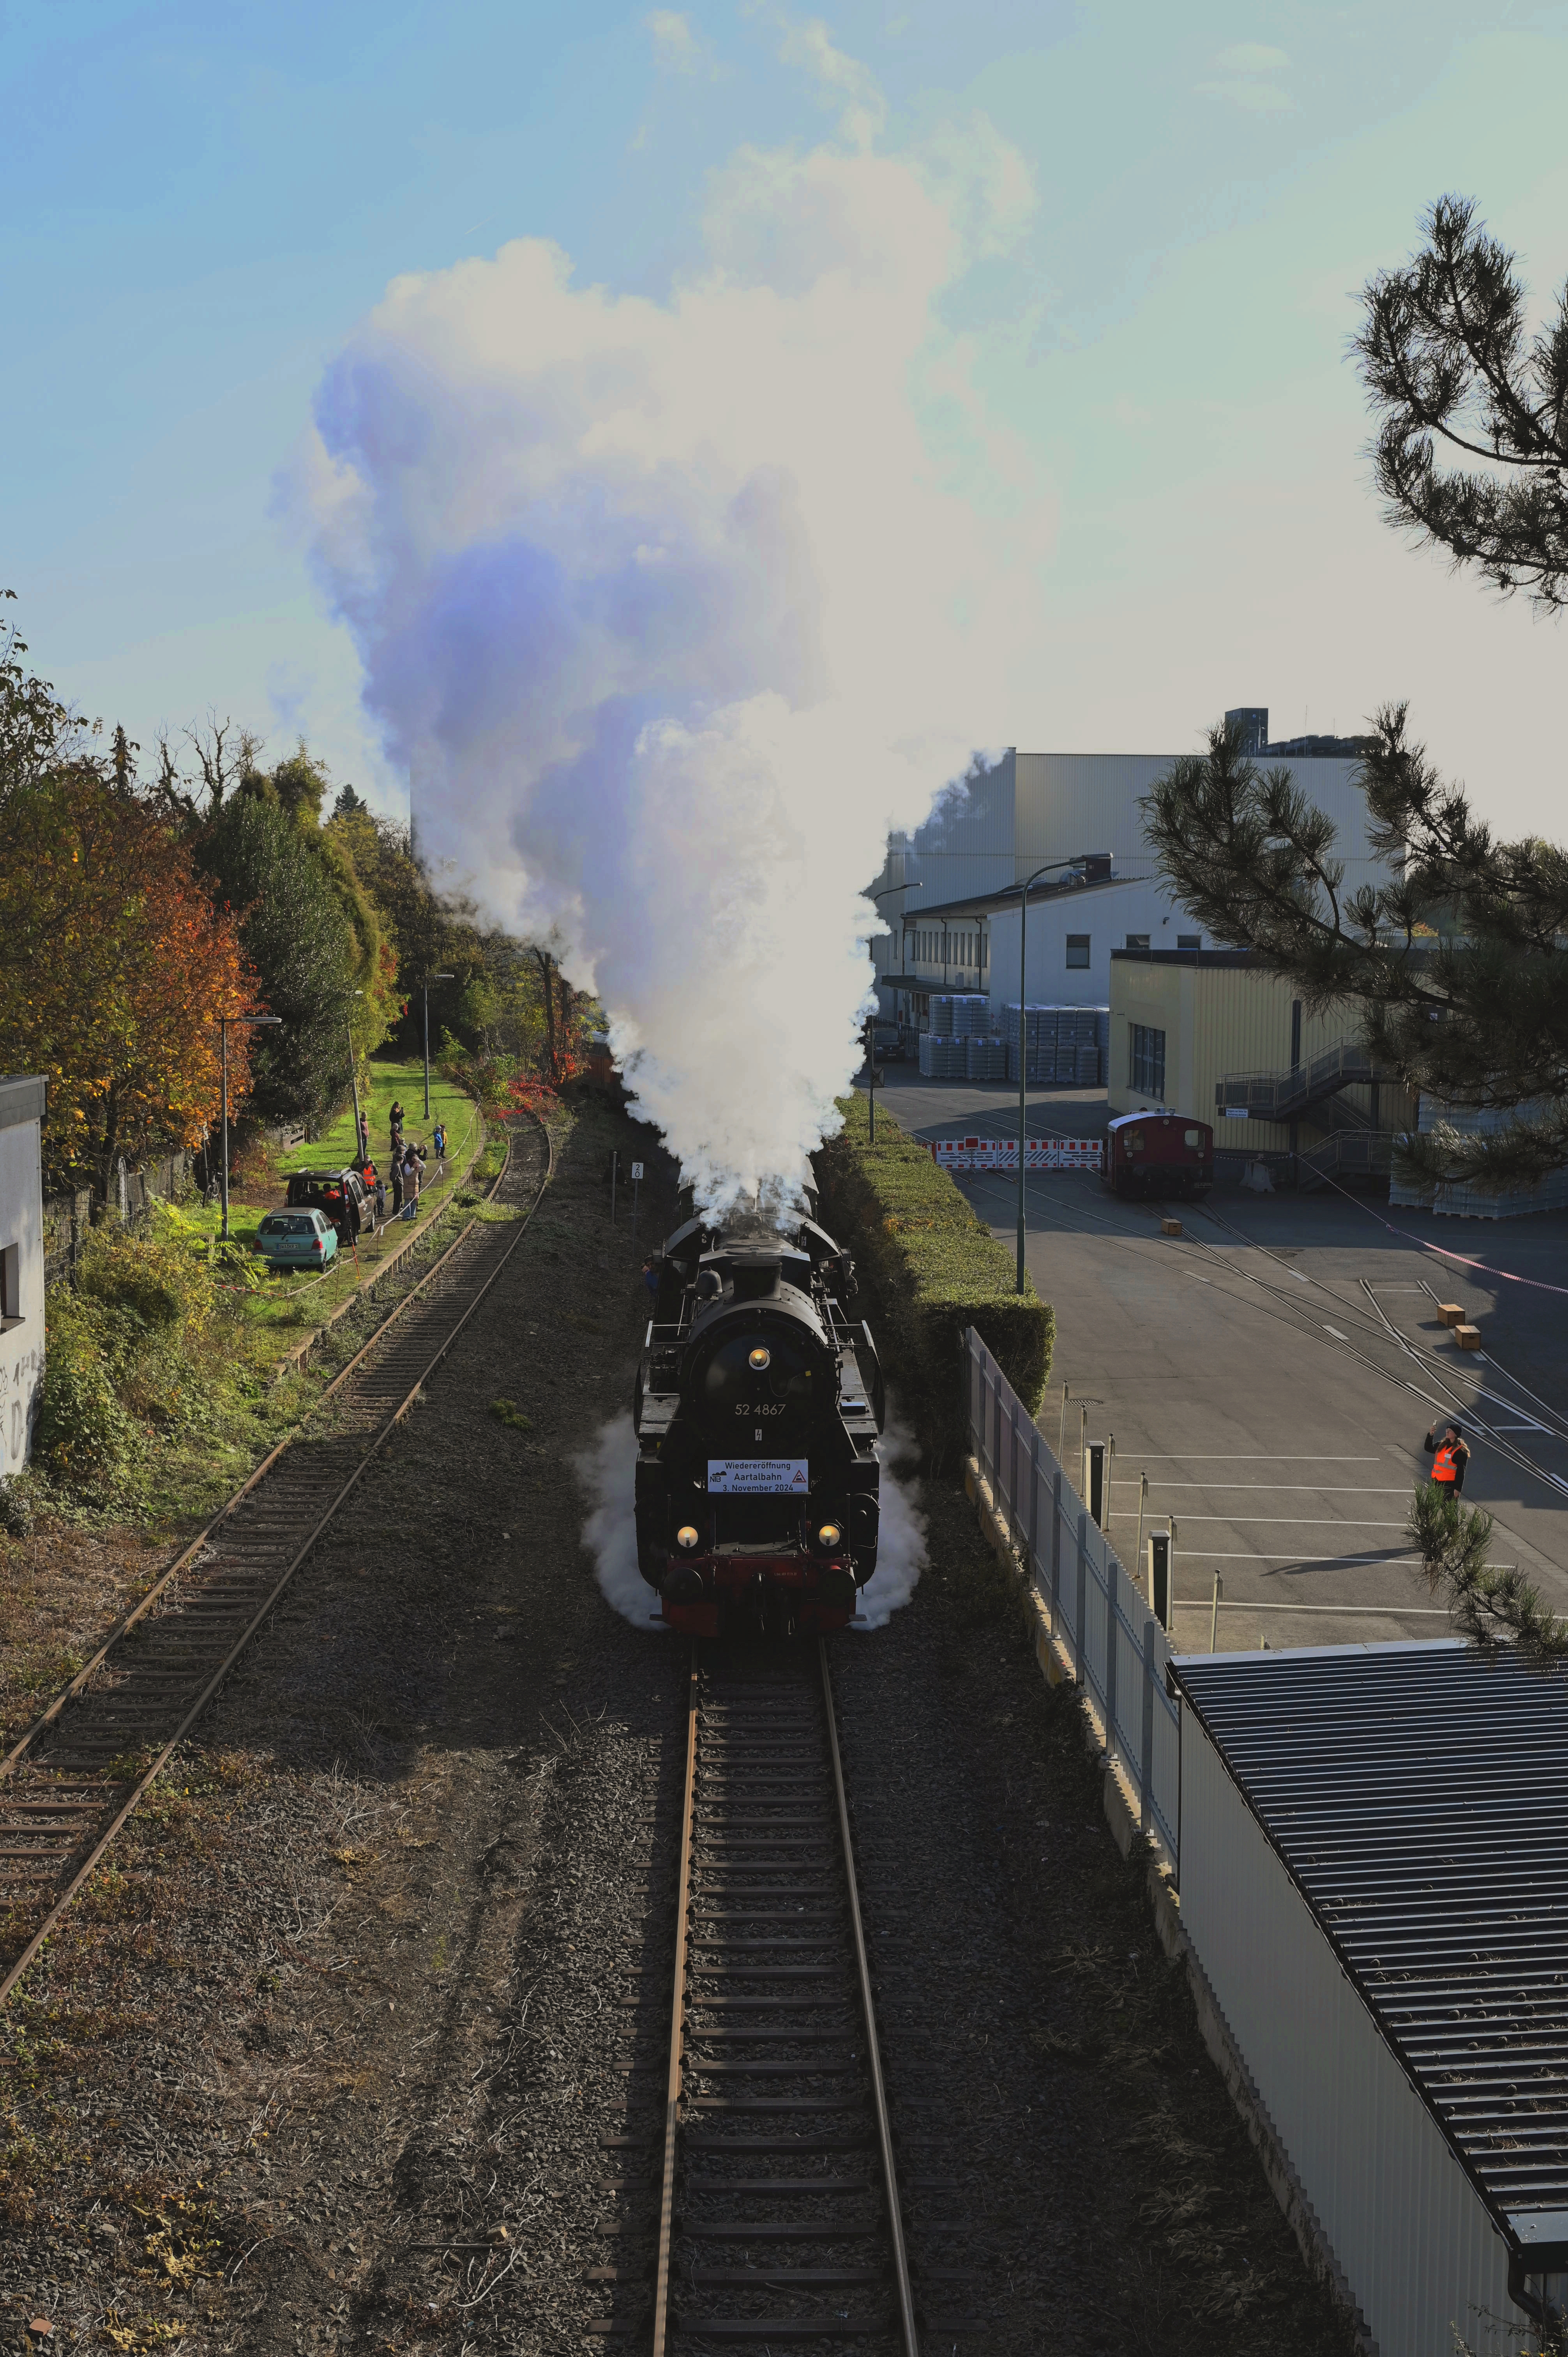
(1123, 1482), (1412, 1494)
(1170, 1599), (1450, 1616)
(1158, 1516), (1411, 1528)
(1323, 1325), (1350, 1340)
(1124, 1454), (1383, 1461)
(1181, 1550), (1423, 1565)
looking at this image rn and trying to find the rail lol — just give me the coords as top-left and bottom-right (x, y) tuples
(964, 1327), (1181, 1875)
(0, 1111), (555, 2009)
(644, 1640), (927, 2353)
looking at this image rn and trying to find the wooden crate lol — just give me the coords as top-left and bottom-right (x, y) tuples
(1161, 1217), (1182, 1236)
(1437, 1303), (1465, 1327)
(1455, 1325), (1482, 1350)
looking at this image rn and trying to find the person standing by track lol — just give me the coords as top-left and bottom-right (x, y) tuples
(1423, 1422), (1471, 1495)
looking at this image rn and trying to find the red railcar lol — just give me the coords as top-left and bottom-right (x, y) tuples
(1103, 1111), (1214, 1199)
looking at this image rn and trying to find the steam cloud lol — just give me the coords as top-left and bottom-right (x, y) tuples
(297, 30), (1042, 1208)
(573, 1403), (926, 1634)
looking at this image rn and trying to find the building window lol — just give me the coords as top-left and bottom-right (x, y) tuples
(0, 1242), (19, 1330)
(1126, 934), (1150, 951)
(1065, 935), (1090, 970)
(1177, 934), (1201, 951)
(1129, 1023), (1166, 1099)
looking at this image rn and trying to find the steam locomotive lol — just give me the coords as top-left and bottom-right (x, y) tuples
(634, 1206), (885, 1637)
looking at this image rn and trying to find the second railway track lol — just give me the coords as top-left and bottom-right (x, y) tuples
(593, 1640), (984, 2351)
(0, 1110), (553, 2008)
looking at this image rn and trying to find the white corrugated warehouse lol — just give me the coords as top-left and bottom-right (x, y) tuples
(0, 1075), (46, 1477)
(1172, 1643), (1568, 2355)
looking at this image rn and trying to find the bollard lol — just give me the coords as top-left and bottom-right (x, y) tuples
(1086, 1441), (1107, 1530)
(1148, 1530), (1171, 1629)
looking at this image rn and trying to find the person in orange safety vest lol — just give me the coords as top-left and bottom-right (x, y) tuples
(1423, 1423), (1471, 1495)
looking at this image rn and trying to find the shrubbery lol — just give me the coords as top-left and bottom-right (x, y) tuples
(33, 1216), (226, 1505)
(814, 1093), (1053, 1463)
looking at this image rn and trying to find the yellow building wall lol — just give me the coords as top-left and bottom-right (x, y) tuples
(1107, 960), (1400, 1146)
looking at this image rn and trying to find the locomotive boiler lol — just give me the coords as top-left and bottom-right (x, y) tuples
(633, 1207), (886, 1636)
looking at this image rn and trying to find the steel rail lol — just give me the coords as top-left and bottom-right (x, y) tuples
(0, 1111), (553, 2012)
(819, 1636), (920, 2357)
(2, 1121), (516, 1785)
(650, 1641), (701, 2357)
(644, 1641), (921, 2354)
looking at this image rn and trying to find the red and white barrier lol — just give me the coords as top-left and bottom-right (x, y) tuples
(929, 1136), (1104, 1172)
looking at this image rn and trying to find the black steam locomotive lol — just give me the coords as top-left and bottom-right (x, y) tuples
(634, 1206), (885, 1636)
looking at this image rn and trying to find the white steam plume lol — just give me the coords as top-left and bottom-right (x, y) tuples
(297, 40), (1044, 1209)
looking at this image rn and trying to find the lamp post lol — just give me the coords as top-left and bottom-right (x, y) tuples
(423, 972), (454, 1120)
(345, 990), (367, 1166)
(864, 881), (922, 1141)
(1015, 858), (1086, 1294)
(217, 1013), (282, 1242)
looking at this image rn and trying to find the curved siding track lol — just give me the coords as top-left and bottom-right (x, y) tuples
(0, 1112), (552, 2008)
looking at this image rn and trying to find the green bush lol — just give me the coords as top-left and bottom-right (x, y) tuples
(34, 1289), (136, 1493)
(814, 1092), (1053, 1461)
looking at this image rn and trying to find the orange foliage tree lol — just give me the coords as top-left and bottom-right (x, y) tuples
(0, 766), (260, 1193)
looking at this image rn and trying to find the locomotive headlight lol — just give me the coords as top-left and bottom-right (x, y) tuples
(817, 1522), (842, 1548)
(748, 1346), (771, 1371)
(676, 1525), (701, 1550)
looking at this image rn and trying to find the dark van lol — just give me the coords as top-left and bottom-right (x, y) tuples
(284, 1167), (369, 1242)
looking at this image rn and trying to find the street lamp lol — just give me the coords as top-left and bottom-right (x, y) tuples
(216, 1012), (281, 1242)
(423, 972), (455, 1119)
(1014, 859), (1088, 1293)
(863, 881), (922, 1141)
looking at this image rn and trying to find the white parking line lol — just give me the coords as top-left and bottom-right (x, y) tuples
(1184, 1550), (1422, 1565)
(1128, 1454), (1382, 1461)
(1121, 1483), (1411, 1494)
(1158, 1516), (1410, 1528)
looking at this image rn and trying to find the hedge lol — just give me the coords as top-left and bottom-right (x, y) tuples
(813, 1093), (1054, 1461)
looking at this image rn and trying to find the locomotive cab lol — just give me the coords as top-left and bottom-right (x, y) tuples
(632, 1209), (884, 1638)
(1103, 1110), (1215, 1200)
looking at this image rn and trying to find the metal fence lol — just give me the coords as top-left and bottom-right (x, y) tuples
(964, 1326), (1181, 1875)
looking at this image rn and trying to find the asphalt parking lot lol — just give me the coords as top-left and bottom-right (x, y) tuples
(874, 1070), (1568, 1654)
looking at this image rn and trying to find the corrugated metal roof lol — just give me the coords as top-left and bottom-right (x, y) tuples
(1173, 1641), (1568, 2263)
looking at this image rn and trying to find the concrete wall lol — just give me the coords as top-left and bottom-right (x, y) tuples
(0, 1091), (46, 1476)
(1180, 1708), (1528, 2357)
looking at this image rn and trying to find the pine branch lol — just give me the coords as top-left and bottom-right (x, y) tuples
(1408, 1485), (1568, 1666)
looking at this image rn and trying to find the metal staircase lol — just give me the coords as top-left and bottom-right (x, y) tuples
(1216, 1037), (1384, 1124)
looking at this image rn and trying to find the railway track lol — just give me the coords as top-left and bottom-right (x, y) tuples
(0, 1111), (553, 2008)
(595, 1641), (982, 2350)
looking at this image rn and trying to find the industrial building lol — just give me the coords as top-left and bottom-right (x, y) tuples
(1106, 948), (1415, 1175)
(1174, 1642), (1568, 2356)
(0, 1075), (46, 1477)
(868, 723), (1391, 1035)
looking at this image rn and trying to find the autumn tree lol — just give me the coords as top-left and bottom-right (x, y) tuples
(0, 764), (259, 1193)
(196, 794), (360, 1127)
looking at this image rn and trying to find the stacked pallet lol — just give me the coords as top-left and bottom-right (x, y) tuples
(1000, 1004), (1106, 1085)
(965, 1037), (1010, 1082)
(928, 993), (991, 1039)
(918, 1033), (969, 1079)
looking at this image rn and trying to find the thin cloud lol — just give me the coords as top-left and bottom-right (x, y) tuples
(1213, 42), (1291, 72)
(1198, 38), (1293, 113)
(776, 15), (886, 150)
(646, 10), (715, 75)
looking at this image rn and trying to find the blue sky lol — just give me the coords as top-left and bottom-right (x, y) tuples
(6, 0), (1568, 832)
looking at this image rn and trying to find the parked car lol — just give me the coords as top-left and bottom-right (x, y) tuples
(256, 1209), (339, 1269)
(284, 1167), (368, 1242)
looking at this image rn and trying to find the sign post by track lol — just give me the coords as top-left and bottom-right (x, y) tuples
(631, 1161), (644, 1229)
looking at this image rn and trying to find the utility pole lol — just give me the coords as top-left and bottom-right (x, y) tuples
(865, 879), (921, 1141)
(1015, 860), (1080, 1293)
(424, 972), (454, 1119)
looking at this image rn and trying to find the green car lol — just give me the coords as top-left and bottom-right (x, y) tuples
(256, 1209), (339, 1269)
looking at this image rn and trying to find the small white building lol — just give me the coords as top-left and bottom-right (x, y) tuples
(0, 1076), (46, 1477)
